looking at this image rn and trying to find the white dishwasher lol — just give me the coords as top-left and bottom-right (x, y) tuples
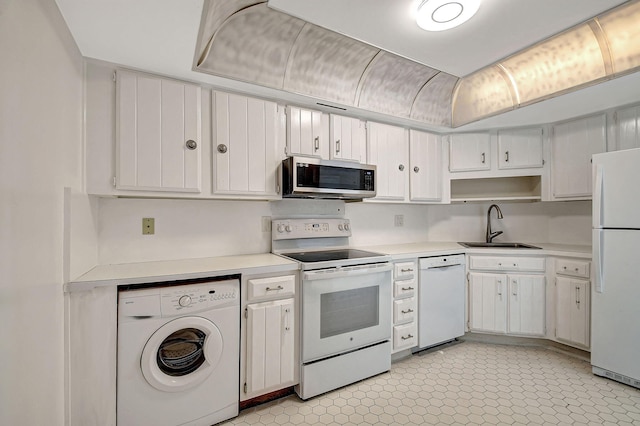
(417, 254), (466, 350)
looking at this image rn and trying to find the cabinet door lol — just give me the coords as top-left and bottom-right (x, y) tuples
(615, 105), (640, 151)
(213, 91), (280, 197)
(329, 114), (366, 162)
(552, 115), (606, 199)
(286, 106), (327, 158)
(497, 128), (544, 169)
(556, 277), (590, 348)
(409, 130), (442, 202)
(117, 70), (201, 192)
(469, 273), (507, 333)
(449, 133), (491, 172)
(367, 122), (408, 201)
(245, 298), (295, 396)
(507, 274), (545, 336)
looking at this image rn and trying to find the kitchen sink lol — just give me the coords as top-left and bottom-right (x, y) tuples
(458, 242), (542, 249)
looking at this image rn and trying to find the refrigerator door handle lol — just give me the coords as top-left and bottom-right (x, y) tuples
(593, 164), (604, 228)
(593, 229), (604, 293)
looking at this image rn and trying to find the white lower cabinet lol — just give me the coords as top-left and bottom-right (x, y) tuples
(507, 275), (546, 336)
(245, 298), (295, 396)
(468, 255), (545, 337)
(241, 274), (298, 401)
(391, 260), (418, 352)
(469, 273), (507, 334)
(554, 257), (591, 349)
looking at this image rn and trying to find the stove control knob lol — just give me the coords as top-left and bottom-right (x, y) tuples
(344, 223), (350, 231)
(285, 225), (293, 232)
(178, 295), (192, 307)
(338, 224), (344, 231)
(277, 224), (285, 233)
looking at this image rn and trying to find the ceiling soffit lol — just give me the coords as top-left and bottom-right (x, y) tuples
(196, 0), (640, 129)
(195, 1), (457, 127)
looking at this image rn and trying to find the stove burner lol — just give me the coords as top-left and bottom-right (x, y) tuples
(283, 249), (384, 263)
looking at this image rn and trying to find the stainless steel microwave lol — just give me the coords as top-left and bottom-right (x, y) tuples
(282, 156), (376, 200)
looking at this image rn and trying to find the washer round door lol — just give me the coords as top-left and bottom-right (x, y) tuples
(141, 316), (223, 392)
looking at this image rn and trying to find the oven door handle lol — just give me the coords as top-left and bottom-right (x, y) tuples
(303, 263), (393, 281)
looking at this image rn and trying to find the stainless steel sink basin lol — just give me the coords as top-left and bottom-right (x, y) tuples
(458, 242), (542, 249)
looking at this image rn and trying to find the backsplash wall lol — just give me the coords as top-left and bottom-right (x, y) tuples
(97, 198), (591, 265)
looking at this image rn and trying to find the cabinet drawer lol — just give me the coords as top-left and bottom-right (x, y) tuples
(469, 256), (545, 272)
(394, 277), (416, 298)
(394, 261), (417, 280)
(393, 323), (417, 350)
(393, 297), (417, 324)
(556, 258), (590, 278)
(247, 275), (295, 302)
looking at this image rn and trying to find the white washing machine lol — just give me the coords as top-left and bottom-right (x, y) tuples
(117, 278), (239, 426)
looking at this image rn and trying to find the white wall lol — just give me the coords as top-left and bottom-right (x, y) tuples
(98, 198), (272, 264)
(0, 1), (88, 425)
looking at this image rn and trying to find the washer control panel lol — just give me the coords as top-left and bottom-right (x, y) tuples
(118, 279), (239, 319)
(272, 218), (351, 240)
(161, 280), (238, 314)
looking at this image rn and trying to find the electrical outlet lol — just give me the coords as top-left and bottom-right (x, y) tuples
(261, 216), (272, 232)
(394, 214), (404, 227)
(142, 217), (155, 235)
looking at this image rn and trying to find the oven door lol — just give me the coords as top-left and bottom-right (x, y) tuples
(301, 263), (392, 363)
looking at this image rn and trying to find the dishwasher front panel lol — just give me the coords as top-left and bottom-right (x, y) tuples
(418, 255), (465, 349)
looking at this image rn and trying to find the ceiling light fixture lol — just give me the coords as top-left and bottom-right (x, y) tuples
(416, 0), (481, 32)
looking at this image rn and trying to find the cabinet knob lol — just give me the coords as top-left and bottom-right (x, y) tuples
(185, 139), (197, 150)
(398, 164), (405, 171)
(413, 166), (420, 173)
(217, 144), (228, 154)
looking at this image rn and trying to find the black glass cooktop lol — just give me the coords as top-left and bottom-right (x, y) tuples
(283, 249), (385, 263)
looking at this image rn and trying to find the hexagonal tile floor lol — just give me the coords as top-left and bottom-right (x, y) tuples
(223, 341), (640, 425)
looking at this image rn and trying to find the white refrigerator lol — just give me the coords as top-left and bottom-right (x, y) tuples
(591, 147), (640, 389)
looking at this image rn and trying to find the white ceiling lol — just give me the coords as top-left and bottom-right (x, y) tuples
(268, 0), (629, 77)
(54, 0), (640, 131)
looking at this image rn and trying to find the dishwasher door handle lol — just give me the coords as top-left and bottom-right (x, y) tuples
(423, 264), (463, 270)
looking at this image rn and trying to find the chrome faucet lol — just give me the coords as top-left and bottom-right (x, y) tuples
(486, 204), (504, 243)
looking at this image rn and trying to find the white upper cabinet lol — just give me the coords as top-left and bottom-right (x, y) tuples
(116, 70), (201, 192)
(367, 122), (408, 201)
(286, 106), (328, 159)
(212, 91), (281, 198)
(409, 130), (442, 202)
(497, 128), (544, 169)
(329, 114), (367, 162)
(449, 133), (491, 172)
(551, 114), (606, 199)
(615, 105), (640, 151)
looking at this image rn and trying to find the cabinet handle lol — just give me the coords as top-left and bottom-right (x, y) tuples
(401, 286), (415, 291)
(265, 285), (284, 291)
(401, 309), (414, 314)
(401, 268), (414, 272)
(481, 152), (486, 164)
(398, 164), (405, 171)
(217, 144), (228, 154)
(284, 307), (291, 332)
(336, 139), (341, 154)
(401, 334), (414, 340)
(185, 139), (197, 150)
(505, 151), (510, 162)
(413, 166), (420, 173)
(314, 136), (320, 152)
(497, 281), (502, 297)
(512, 280), (518, 297)
(576, 286), (581, 307)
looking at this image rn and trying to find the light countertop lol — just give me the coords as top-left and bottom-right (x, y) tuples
(67, 242), (591, 292)
(66, 253), (298, 292)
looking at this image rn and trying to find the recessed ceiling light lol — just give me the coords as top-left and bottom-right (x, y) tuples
(416, 0), (481, 31)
